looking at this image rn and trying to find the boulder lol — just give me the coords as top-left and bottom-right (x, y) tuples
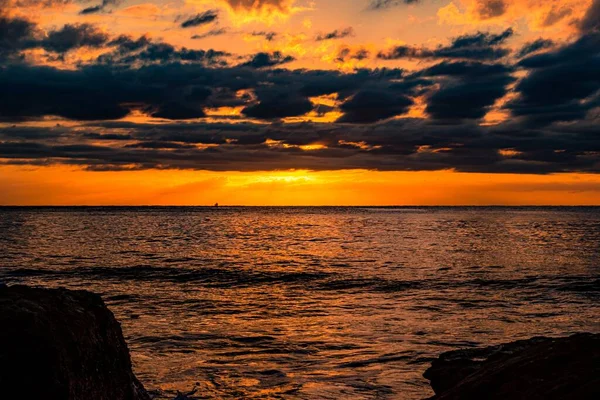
(424, 333), (600, 399)
(0, 285), (150, 400)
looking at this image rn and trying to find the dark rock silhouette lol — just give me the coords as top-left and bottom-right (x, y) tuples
(424, 333), (600, 399)
(0, 285), (150, 400)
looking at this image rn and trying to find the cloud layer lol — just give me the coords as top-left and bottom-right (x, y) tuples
(0, 0), (599, 176)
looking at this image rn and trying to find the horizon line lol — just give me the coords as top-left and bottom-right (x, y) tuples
(1, 205), (600, 208)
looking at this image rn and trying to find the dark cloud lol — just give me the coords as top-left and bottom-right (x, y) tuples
(368, 0), (419, 10)
(337, 89), (413, 123)
(580, 0), (600, 33)
(79, 0), (121, 15)
(476, 0), (507, 19)
(316, 27), (354, 41)
(542, 6), (572, 27)
(416, 60), (513, 77)
(0, 15), (37, 60)
(79, 6), (102, 14)
(0, 57), (414, 124)
(179, 10), (219, 28)
(1, 11), (598, 175)
(0, 63), (224, 121)
(378, 28), (513, 61)
(417, 61), (516, 120)
(336, 47), (370, 62)
(40, 23), (109, 53)
(240, 51), (294, 68)
(250, 31), (277, 41)
(192, 28), (228, 40)
(148, 102), (207, 120)
(509, 32), (600, 126)
(97, 36), (229, 66)
(242, 89), (313, 119)
(0, 65), (132, 121)
(106, 34), (152, 53)
(426, 74), (515, 120)
(1, 18), (110, 59)
(297, 68), (401, 98)
(452, 28), (513, 47)
(516, 38), (554, 58)
(123, 141), (197, 149)
(2, 118), (600, 174)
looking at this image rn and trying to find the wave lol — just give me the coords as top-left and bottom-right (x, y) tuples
(2, 266), (599, 296)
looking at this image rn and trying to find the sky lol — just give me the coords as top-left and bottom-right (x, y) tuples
(1, 0), (600, 205)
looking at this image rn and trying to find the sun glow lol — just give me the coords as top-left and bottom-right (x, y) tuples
(2, 165), (600, 206)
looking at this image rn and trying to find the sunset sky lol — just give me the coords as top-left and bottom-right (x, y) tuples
(1, 0), (600, 205)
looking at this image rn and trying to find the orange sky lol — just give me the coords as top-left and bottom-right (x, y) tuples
(1, 0), (599, 205)
(2, 165), (600, 205)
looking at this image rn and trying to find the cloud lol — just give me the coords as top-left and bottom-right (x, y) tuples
(79, 5), (102, 14)
(0, 57), (369, 122)
(368, 0), (420, 10)
(40, 23), (109, 53)
(316, 27), (354, 41)
(378, 28), (513, 61)
(475, 0), (507, 19)
(192, 28), (228, 40)
(416, 61), (516, 120)
(580, 0), (600, 33)
(508, 31), (600, 126)
(336, 47), (370, 63)
(452, 27), (513, 46)
(542, 5), (572, 27)
(0, 15), (37, 60)
(516, 38), (554, 58)
(79, 0), (122, 15)
(0, 18), (109, 59)
(0, 0), (599, 177)
(148, 102), (207, 120)
(250, 31), (277, 41)
(179, 10), (219, 28)
(337, 89), (413, 123)
(2, 118), (600, 174)
(97, 36), (228, 65)
(240, 51), (294, 68)
(437, 0), (587, 33)
(242, 89), (313, 119)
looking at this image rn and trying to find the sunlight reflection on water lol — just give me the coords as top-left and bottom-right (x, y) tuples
(1, 207), (599, 399)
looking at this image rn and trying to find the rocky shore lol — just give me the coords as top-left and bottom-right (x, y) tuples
(0, 285), (150, 400)
(423, 332), (600, 399)
(1, 285), (598, 399)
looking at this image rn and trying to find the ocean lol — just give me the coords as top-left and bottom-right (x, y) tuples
(1, 207), (599, 399)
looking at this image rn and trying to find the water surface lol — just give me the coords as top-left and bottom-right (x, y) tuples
(1, 207), (599, 399)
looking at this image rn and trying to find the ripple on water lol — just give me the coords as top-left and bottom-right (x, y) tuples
(1, 206), (599, 399)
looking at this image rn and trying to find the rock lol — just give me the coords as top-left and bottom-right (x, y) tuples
(0, 285), (150, 400)
(424, 333), (600, 399)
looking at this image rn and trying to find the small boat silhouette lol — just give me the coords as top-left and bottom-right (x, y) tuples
(214, 203), (219, 207)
